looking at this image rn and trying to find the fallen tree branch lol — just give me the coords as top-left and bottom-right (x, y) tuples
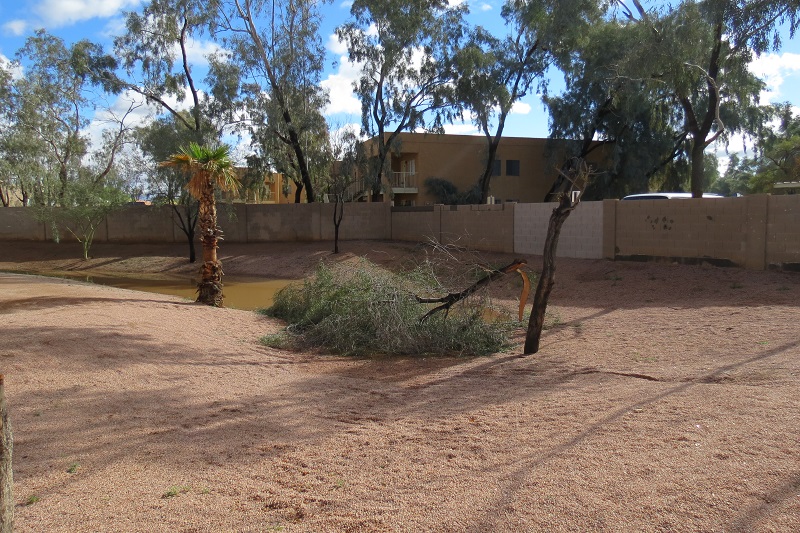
(417, 259), (529, 323)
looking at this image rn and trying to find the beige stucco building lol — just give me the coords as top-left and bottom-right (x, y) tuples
(358, 132), (604, 205)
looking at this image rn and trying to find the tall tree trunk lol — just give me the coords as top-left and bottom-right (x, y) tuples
(0, 374), (13, 533)
(478, 138), (500, 204)
(524, 159), (588, 354)
(690, 141), (706, 198)
(196, 179), (224, 306)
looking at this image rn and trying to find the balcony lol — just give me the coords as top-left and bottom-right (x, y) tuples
(390, 172), (418, 193)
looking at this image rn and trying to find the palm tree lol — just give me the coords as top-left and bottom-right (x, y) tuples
(161, 143), (239, 307)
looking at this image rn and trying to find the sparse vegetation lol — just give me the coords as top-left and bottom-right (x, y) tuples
(24, 495), (40, 506)
(66, 462), (79, 474)
(262, 259), (516, 356)
(162, 485), (191, 499)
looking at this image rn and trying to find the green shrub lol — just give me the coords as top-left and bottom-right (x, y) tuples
(262, 259), (515, 356)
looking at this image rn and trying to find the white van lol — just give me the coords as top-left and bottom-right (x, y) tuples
(621, 192), (724, 200)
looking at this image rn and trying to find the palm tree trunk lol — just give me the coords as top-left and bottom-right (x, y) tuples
(196, 178), (224, 306)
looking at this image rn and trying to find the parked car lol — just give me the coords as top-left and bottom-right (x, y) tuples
(621, 192), (724, 200)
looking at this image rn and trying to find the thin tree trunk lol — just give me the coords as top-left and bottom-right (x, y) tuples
(333, 196), (344, 254)
(0, 374), (13, 533)
(196, 179), (224, 306)
(524, 159), (588, 354)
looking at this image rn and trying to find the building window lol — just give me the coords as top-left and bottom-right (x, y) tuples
(491, 159), (501, 176)
(506, 159), (520, 176)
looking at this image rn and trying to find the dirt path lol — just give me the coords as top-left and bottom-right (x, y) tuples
(1, 241), (799, 531)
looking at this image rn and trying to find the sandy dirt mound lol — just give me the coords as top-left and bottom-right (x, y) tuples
(1, 240), (799, 532)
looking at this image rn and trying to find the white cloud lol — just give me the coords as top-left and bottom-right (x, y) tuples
(0, 53), (23, 79)
(320, 56), (362, 116)
(3, 20), (28, 36)
(479, 3), (493, 11)
(327, 32), (348, 56)
(749, 52), (800, 103)
(443, 123), (481, 135)
(511, 101), (532, 115)
(176, 37), (226, 68)
(339, 0), (353, 9)
(448, 0), (467, 6)
(34, 0), (142, 28)
(101, 16), (128, 39)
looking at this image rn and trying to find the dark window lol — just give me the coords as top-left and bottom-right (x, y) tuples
(491, 159), (501, 176)
(506, 159), (520, 176)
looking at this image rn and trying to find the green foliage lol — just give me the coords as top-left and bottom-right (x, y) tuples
(50, 180), (130, 259)
(711, 107), (800, 195)
(264, 259), (515, 356)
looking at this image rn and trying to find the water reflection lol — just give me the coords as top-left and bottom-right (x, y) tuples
(39, 271), (294, 310)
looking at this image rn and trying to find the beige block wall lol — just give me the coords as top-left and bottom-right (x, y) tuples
(106, 205), (176, 243)
(391, 207), (441, 243)
(514, 201), (604, 258)
(613, 197), (752, 265)
(319, 202), (391, 241)
(439, 204), (515, 253)
(245, 204), (320, 241)
(766, 195), (800, 267)
(216, 203), (249, 243)
(0, 208), (46, 240)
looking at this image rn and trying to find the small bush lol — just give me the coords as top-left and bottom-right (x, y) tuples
(262, 259), (515, 356)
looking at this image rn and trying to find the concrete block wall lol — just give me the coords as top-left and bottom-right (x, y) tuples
(515, 201), (604, 258)
(766, 195), (800, 267)
(613, 197), (750, 265)
(391, 206), (440, 243)
(0, 208), (46, 240)
(106, 205), (176, 243)
(225, 202), (391, 243)
(2, 195), (799, 270)
(440, 203), (515, 253)
(319, 202), (391, 241)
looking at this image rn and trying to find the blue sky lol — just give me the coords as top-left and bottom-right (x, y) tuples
(1, 0), (799, 166)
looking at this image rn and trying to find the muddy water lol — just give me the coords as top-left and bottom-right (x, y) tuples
(38, 271), (295, 310)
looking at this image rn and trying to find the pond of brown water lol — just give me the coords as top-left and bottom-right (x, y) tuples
(32, 271), (295, 310)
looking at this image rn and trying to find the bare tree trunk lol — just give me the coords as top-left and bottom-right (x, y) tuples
(0, 374), (13, 533)
(333, 195), (344, 254)
(524, 159), (589, 354)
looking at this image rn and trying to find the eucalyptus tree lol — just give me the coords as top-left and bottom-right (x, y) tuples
(0, 121), (49, 207)
(615, 0), (797, 197)
(749, 107), (800, 191)
(114, 0), (237, 139)
(218, 0), (331, 203)
(545, 18), (685, 199)
(10, 31), (134, 207)
(336, 0), (466, 201)
(712, 106), (800, 194)
(454, 0), (603, 204)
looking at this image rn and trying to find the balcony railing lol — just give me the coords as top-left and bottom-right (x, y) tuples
(390, 172), (417, 190)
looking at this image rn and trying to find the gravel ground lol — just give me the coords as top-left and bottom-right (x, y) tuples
(1, 240), (799, 532)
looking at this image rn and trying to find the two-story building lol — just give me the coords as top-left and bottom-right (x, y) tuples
(355, 132), (597, 205)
